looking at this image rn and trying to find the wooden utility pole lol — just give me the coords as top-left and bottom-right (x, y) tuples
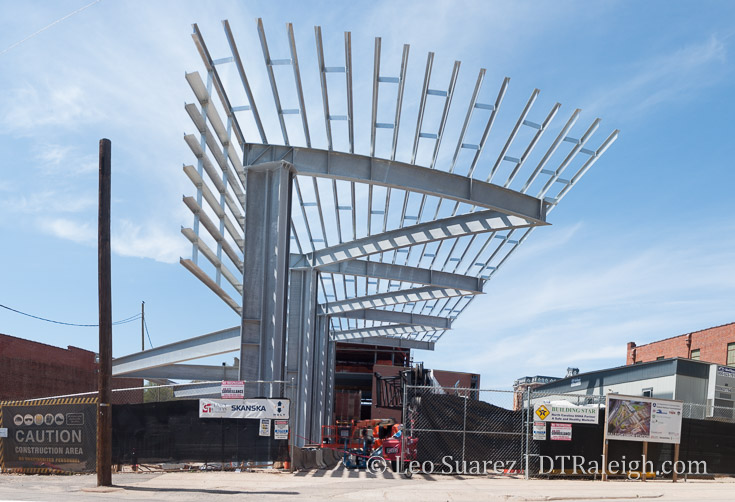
(97, 138), (112, 487)
(141, 301), (145, 351)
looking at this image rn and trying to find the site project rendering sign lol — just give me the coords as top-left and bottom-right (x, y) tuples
(220, 381), (245, 399)
(605, 394), (683, 444)
(0, 401), (96, 473)
(199, 398), (289, 419)
(534, 401), (598, 424)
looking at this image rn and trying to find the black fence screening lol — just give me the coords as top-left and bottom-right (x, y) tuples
(403, 386), (735, 478)
(111, 399), (289, 466)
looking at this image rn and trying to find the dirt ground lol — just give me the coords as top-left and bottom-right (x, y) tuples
(0, 467), (734, 501)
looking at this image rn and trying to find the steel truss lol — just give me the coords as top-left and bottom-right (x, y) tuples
(113, 18), (617, 446)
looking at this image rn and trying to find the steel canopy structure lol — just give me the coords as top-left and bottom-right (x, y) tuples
(112, 18), (617, 445)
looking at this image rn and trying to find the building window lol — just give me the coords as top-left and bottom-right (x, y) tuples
(728, 343), (735, 367)
(656, 356), (665, 360)
(691, 349), (700, 360)
(642, 388), (653, 397)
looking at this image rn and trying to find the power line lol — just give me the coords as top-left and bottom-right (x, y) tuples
(0, 303), (140, 327)
(0, 0), (103, 57)
(143, 318), (154, 348)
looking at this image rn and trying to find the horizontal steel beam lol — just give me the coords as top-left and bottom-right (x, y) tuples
(339, 336), (435, 351)
(321, 286), (475, 315)
(119, 363), (240, 381)
(244, 144), (547, 223)
(327, 308), (451, 329)
(297, 209), (538, 266)
(331, 324), (438, 340)
(112, 326), (241, 376)
(296, 256), (483, 293)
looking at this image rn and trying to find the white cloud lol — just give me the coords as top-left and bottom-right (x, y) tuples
(35, 215), (187, 264)
(39, 217), (95, 244)
(112, 219), (188, 264)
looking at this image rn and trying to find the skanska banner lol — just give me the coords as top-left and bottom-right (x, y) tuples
(199, 398), (289, 419)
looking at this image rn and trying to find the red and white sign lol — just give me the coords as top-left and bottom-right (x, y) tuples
(550, 423), (572, 441)
(221, 380), (245, 399)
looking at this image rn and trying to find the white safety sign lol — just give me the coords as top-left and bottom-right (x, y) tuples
(199, 398), (290, 419)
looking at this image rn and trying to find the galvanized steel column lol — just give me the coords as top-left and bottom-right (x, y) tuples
(285, 267), (318, 446)
(240, 161), (293, 397)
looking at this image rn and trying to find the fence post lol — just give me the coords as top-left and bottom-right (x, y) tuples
(401, 382), (408, 473)
(525, 386), (530, 480)
(290, 382), (295, 473)
(462, 394), (467, 467)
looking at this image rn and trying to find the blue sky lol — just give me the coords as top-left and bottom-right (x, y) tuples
(1, 0), (734, 389)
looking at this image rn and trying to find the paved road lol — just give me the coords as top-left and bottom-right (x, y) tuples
(0, 468), (734, 501)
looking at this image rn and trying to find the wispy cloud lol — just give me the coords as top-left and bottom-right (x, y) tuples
(3, 190), (96, 215)
(112, 219), (188, 264)
(38, 217), (95, 244)
(0, 83), (100, 132)
(35, 215), (187, 264)
(583, 35), (729, 121)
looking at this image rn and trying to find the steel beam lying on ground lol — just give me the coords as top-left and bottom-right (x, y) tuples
(321, 286), (475, 315)
(112, 326), (240, 376)
(339, 336), (435, 351)
(327, 308), (452, 329)
(309, 258), (484, 293)
(244, 144), (548, 223)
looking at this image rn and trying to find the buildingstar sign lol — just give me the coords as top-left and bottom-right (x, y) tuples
(534, 401), (598, 424)
(199, 398), (289, 419)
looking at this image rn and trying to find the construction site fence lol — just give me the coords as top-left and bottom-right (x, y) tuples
(0, 380), (292, 474)
(401, 385), (735, 479)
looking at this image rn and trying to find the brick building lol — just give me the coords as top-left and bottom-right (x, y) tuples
(626, 322), (735, 366)
(0, 333), (142, 401)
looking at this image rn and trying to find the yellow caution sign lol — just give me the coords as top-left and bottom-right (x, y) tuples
(535, 404), (550, 420)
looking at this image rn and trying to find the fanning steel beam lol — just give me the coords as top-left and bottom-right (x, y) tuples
(322, 286), (474, 315)
(331, 324), (437, 341)
(302, 208), (538, 266)
(222, 19), (268, 144)
(339, 336), (435, 351)
(327, 309), (452, 330)
(244, 144), (547, 223)
(180, 259), (241, 314)
(312, 259), (484, 293)
(191, 24), (246, 151)
(181, 227), (243, 293)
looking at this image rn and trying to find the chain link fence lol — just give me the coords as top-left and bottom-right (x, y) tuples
(400, 385), (735, 479)
(401, 385), (526, 476)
